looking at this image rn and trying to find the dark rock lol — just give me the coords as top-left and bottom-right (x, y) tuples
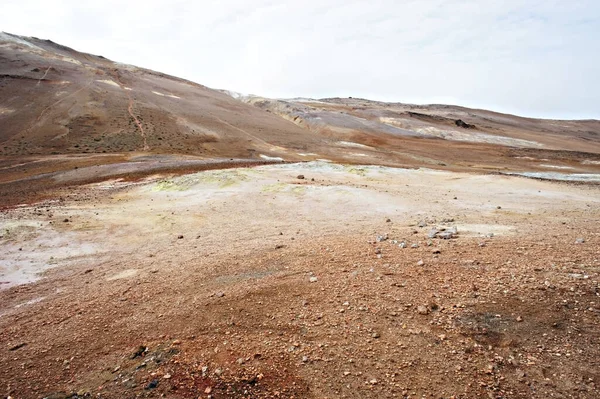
(145, 379), (159, 390)
(130, 345), (147, 359)
(455, 119), (475, 129)
(9, 342), (27, 351)
(297, 175), (305, 179)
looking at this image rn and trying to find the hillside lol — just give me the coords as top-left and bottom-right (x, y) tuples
(1, 33), (600, 399)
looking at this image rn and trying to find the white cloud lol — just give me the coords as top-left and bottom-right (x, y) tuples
(1, 0), (599, 119)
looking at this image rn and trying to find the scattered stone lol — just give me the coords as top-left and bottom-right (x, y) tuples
(297, 174), (305, 180)
(575, 238), (585, 244)
(417, 260), (424, 266)
(516, 316), (523, 322)
(177, 235), (184, 239)
(275, 244), (285, 249)
(376, 234), (389, 242)
(63, 218), (70, 223)
(215, 291), (225, 298)
(497, 206), (502, 209)
(417, 305), (430, 315)
(309, 276), (318, 283)
(485, 233), (494, 238)
(411, 243), (419, 248)
(372, 332), (381, 338)
(386, 218), (391, 223)
(418, 221), (427, 228)
(432, 249), (441, 254)
(145, 380), (159, 390)
(427, 229), (439, 239)
(302, 355), (309, 362)
(399, 242), (407, 248)
(479, 242), (486, 247)
(437, 231), (453, 239)
(163, 373), (171, 379)
(204, 387), (212, 394)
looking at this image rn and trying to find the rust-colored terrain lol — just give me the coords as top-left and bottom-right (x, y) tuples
(1, 33), (600, 399)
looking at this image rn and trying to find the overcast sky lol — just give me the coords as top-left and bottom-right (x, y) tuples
(2, 0), (599, 119)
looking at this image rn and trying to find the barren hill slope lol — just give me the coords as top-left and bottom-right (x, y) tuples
(0, 32), (599, 208)
(0, 32), (322, 160)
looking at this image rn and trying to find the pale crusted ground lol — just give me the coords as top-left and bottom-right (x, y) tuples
(1, 163), (599, 398)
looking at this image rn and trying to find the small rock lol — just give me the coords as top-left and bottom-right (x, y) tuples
(302, 355), (309, 362)
(438, 231), (454, 240)
(386, 218), (391, 223)
(163, 373), (171, 379)
(497, 206), (502, 209)
(399, 242), (407, 248)
(376, 234), (389, 242)
(145, 380), (159, 390)
(297, 174), (305, 179)
(411, 243), (419, 248)
(205, 387), (212, 394)
(516, 316), (523, 322)
(575, 238), (585, 244)
(369, 379), (378, 385)
(432, 249), (441, 254)
(416, 260), (424, 266)
(568, 273), (589, 279)
(214, 368), (223, 376)
(418, 221), (427, 228)
(130, 345), (147, 359)
(214, 291), (225, 298)
(417, 305), (429, 315)
(372, 332), (380, 338)
(427, 229), (439, 239)
(177, 235), (184, 239)
(309, 276), (318, 283)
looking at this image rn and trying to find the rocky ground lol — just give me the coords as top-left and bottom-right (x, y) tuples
(1, 162), (599, 398)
